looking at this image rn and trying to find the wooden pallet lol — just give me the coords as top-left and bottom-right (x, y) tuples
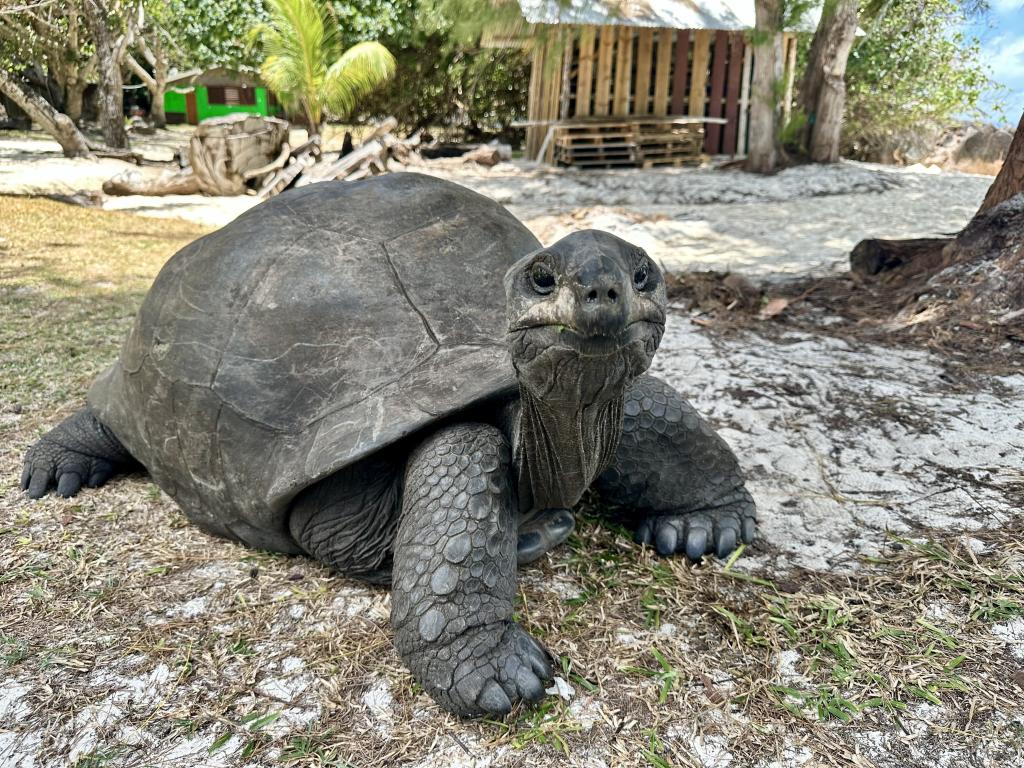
(553, 119), (704, 168)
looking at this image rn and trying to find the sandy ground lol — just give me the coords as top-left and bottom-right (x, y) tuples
(416, 160), (991, 277)
(0, 149), (1021, 768)
(2, 313), (1021, 768)
(0, 133), (992, 272)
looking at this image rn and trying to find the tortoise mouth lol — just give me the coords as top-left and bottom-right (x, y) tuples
(557, 321), (658, 357)
(506, 319), (664, 380)
(518, 319), (664, 357)
(507, 321), (662, 404)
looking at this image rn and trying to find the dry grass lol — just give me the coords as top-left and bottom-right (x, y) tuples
(1, 197), (1023, 768)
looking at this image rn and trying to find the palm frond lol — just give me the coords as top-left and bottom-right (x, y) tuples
(259, 0), (333, 124)
(322, 41), (395, 119)
(254, 0), (394, 130)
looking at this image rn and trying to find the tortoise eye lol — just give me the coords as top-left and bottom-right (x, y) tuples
(633, 262), (649, 290)
(530, 263), (555, 294)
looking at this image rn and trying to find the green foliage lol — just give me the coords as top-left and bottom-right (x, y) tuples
(158, 0), (269, 70)
(841, 0), (995, 159)
(781, 0), (818, 32)
(425, 0), (526, 45)
(350, 0), (530, 139)
(251, 0), (395, 133)
(357, 35), (528, 139)
(328, 0), (421, 48)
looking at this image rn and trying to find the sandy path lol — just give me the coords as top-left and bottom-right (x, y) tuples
(413, 160), (990, 277)
(0, 134), (992, 278)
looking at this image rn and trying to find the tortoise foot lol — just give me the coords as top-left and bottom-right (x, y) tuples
(517, 508), (575, 565)
(416, 621), (554, 718)
(21, 409), (132, 499)
(635, 506), (756, 561)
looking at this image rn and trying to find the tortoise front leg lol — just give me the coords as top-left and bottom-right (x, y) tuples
(391, 423), (553, 718)
(596, 375), (757, 560)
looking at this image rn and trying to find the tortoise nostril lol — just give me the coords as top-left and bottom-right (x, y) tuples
(607, 288), (618, 301)
(586, 289), (598, 302)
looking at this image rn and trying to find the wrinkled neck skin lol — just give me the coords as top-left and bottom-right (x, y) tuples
(510, 379), (626, 514)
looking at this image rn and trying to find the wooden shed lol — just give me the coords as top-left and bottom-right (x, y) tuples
(497, 0), (797, 167)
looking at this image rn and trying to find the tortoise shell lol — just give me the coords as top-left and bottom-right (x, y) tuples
(88, 174), (540, 550)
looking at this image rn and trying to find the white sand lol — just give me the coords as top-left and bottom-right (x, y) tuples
(0, 134), (992, 277)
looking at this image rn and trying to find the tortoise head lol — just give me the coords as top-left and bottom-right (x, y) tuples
(504, 230), (667, 404)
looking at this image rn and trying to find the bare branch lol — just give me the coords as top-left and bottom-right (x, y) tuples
(135, 28), (156, 67)
(123, 51), (154, 88)
(0, 0), (55, 15)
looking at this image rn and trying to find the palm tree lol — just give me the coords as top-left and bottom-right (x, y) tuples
(253, 0), (395, 138)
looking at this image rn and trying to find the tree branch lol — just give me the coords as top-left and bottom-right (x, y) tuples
(0, 0), (55, 15)
(123, 51), (154, 88)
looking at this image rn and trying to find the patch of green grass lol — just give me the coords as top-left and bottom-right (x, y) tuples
(508, 697), (582, 756)
(0, 197), (209, 417)
(1, 632), (30, 666)
(621, 647), (679, 704)
(72, 750), (122, 768)
(641, 728), (673, 768)
(230, 638), (256, 657)
(558, 655), (598, 694)
(712, 603), (768, 647)
(971, 598), (1024, 622)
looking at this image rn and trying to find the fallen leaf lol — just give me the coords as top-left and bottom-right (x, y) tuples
(760, 297), (790, 319)
(701, 674), (726, 704)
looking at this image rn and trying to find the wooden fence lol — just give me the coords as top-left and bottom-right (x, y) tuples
(525, 26), (796, 163)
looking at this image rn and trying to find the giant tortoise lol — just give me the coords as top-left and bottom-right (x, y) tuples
(22, 173), (756, 717)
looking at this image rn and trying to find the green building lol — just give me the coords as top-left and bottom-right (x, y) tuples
(164, 67), (282, 125)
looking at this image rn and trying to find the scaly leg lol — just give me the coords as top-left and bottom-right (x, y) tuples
(596, 375), (756, 560)
(288, 454), (401, 585)
(22, 408), (136, 499)
(391, 423), (553, 718)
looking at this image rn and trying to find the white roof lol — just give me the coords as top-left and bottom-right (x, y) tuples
(518, 0), (751, 30)
(517, 0), (824, 31)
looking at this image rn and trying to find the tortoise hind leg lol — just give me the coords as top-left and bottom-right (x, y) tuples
(516, 508), (575, 565)
(22, 408), (137, 499)
(288, 455), (401, 584)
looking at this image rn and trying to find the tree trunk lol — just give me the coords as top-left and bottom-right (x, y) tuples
(103, 168), (201, 195)
(83, 1), (128, 149)
(978, 111), (1024, 215)
(746, 0), (783, 173)
(304, 99), (321, 141)
(149, 44), (168, 129)
(0, 92), (32, 129)
(849, 113), (1024, 321)
(65, 78), (86, 124)
(149, 80), (166, 128)
(806, 0), (859, 163)
(47, 9), (91, 126)
(799, 13), (827, 145)
(125, 46), (167, 129)
(127, 33), (169, 128)
(0, 69), (94, 158)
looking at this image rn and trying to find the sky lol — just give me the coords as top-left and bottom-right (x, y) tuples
(970, 0), (1024, 123)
